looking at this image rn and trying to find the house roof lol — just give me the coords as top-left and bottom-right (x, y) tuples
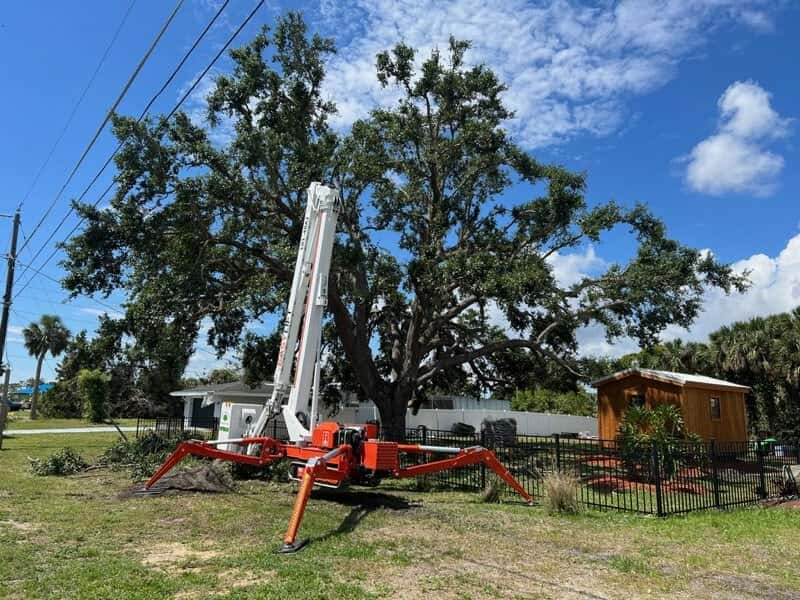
(170, 381), (274, 400)
(14, 383), (54, 395)
(590, 368), (750, 392)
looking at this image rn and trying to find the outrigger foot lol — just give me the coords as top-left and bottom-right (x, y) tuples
(275, 538), (309, 554)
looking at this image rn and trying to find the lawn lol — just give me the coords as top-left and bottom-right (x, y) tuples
(5, 411), (138, 430)
(1, 431), (799, 599)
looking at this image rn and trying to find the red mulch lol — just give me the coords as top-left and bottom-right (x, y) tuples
(585, 475), (657, 494)
(675, 467), (707, 479)
(586, 475), (712, 495)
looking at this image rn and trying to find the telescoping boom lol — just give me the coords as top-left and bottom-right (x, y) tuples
(144, 183), (532, 553)
(248, 182), (341, 443)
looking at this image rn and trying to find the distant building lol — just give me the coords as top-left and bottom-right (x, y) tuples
(171, 381), (274, 424)
(11, 383), (55, 405)
(591, 368), (749, 441)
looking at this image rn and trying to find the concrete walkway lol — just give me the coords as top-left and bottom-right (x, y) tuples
(3, 426), (137, 435)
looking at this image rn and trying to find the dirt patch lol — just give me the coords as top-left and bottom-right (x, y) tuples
(360, 555), (612, 600)
(171, 567), (276, 599)
(694, 573), (800, 599)
(217, 568), (276, 588)
(0, 520), (37, 532)
(763, 497), (800, 509)
(141, 542), (221, 573)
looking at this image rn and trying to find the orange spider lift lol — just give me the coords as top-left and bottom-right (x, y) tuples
(143, 183), (532, 553)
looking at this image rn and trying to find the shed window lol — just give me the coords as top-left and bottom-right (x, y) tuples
(710, 397), (721, 420)
(629, 394), (646, 409)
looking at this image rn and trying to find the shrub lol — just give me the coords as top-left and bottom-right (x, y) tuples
(29, 448), (89, 476)
(38, 381), (83, 418)
(543, 472), (579, 514)
(78, 369), (110, 423)
(100, 431), (192, 480)
(480, 473), (502, 503)
(414, 475), (433, 492)
(617, 404), (697, 481)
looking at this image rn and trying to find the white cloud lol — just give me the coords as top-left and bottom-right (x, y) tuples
(578, 233), (800, 357)
(546, 245), (605, 288)
(665, 233), (800, 340)
(684, 81), (791, 196)
(316, 0), (780, 147)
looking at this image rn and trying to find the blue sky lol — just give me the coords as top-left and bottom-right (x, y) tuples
(1, 0), (799, 382)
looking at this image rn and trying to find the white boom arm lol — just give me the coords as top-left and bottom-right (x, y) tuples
(248, 183), (340, 442)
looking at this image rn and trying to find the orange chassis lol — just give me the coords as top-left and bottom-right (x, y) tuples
(144, 421), (532, 553)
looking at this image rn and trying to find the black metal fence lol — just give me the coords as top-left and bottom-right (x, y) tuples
(135, 416), (219, 440)
(397, 427), (800, 516)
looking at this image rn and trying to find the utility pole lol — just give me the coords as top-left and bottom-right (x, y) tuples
(0, 367), (9, 450)
(0, 209), (21, 449)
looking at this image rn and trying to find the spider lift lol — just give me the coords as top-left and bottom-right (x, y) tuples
(143, 182), (532, 553)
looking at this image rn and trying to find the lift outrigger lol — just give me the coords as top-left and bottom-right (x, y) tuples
(143, 183), (532, 553)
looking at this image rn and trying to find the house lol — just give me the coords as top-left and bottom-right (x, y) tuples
(172, 381), (274, 425)
(591, 368), (749, 441)
(11, 383), (54, 406)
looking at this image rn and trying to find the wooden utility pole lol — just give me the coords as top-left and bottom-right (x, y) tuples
(0, 209), (21, 449)
(0, 367), (9, 450)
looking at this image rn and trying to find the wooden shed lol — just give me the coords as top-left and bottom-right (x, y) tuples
(591, 369), (750, 442)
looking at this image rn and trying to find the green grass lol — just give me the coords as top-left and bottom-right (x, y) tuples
(5, 411), (138, 430)
(1, 432), (798, 599)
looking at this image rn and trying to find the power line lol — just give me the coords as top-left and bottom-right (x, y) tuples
(14, 0), (234, 295)
(13, 0), (232, 288)
(14, 0), (263, 300)
(15, 260), (121, 313)
(19, 0), (138, 209)
(18, 0), (186, 255)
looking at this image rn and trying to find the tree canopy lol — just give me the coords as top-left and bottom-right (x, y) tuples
(62, 13), (746, 437)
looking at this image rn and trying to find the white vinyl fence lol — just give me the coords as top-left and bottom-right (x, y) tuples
(330, 406), (597, 436)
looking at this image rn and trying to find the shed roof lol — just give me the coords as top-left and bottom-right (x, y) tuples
(590, 368), (749, 392)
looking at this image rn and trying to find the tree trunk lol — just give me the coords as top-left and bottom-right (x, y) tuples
(373, 385), (409, 442)
(29, 352), (45, 420)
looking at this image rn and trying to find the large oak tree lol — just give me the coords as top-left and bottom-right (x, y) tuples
(63, 14), (746, 438)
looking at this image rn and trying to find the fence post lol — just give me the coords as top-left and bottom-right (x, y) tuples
(421, 425), (428, 445)
(710, 439), (721, 509)
(272, 419), (277, 439)
(756, 442), (767, 499)
(554, 434), (561, 471)
(480, 429), (487, 489)
(651, 441), (664, 517)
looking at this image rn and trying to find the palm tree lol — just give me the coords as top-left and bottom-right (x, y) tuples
(23, 315), (71, 419)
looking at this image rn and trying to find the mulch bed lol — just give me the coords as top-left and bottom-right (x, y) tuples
(586, 475), (712, 495)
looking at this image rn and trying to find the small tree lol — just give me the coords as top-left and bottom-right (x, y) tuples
(78, 369), (110, 423)
(617, 404), (696, 480)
